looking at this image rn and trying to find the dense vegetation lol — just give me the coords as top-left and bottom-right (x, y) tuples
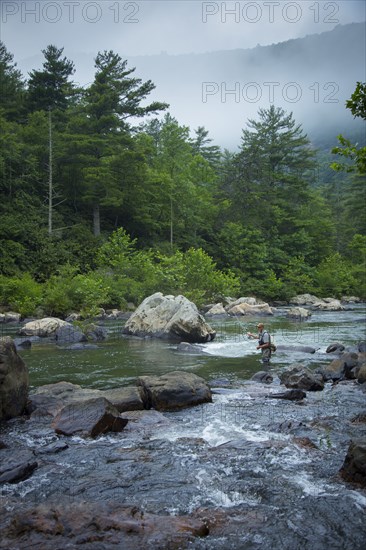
(0, 43), (365, 317)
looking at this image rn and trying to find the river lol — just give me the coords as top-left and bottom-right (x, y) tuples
(1, 305), (366, 549)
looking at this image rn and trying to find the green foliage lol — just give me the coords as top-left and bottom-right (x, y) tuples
(0, 45), (364, 308)
(314, 253), (357, 298)
(0, 273), (42, 316)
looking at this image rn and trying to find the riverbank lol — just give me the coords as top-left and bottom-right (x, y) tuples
(1, 375), (366, 549)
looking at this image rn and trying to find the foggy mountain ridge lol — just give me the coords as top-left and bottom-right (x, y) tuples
(124, 22), (365, 150)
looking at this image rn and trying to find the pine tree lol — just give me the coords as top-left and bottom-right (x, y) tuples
(27, 45), (75, 113)
(0, 42), (25, 121)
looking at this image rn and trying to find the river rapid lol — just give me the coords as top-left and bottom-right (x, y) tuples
(1, 305), (366, 549)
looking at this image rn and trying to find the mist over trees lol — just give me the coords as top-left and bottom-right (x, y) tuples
(0, 42), (365, 316)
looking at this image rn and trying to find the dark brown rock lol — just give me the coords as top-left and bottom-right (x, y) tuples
(0, 458), (38, 484)
(280, 365), (324, 391)
(1, 502), (209, 548)
(137, 371), (212, 411)
(339, 438), (366, 487)
(0, 337), (29, 421)
(51, 397), (128, 437)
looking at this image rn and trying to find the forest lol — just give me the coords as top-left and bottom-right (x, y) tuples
(0, 42), (365, 318)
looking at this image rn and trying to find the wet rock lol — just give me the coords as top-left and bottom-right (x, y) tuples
(205, 303), (227, 316)
(137, 371), (212, 411)
(0, 337), (29, 421)
(357, 364), (366, 384)
(55, 324), (86, 344)
(286, 307), (312, 319)
(341, 296), (361, 303)
(102, 387), (145, 412)
(314, 299), (344, 311)
(13, 338), (32, 350)
(0, 461), (38, 485)
(36, 441), (69, 454)
(84, 324), (108, 341)
(251, 371), (273, 384)
(293, 436), (319, 449)
(1, 502), (208, 548)
(29, 382), (145, 418)
(280, 365), (324, 391)
(123, 292), (216, 343)
(358, 341), (366, 353)
(62, 343), (99, 350)
(19, 317), (69, 337)
(176, 341), (207, 354)
(2, 312), (21, 323)
(339, 438), (366, 487)
(276, 344), (317, 354)
(266, 389), (306, 401)
(326, 342), (345, 353)
(320, 353), (359, 381)
(51, 397), (128, 437)
(227, 300), (273, 316)
(289, 294), (323, 306)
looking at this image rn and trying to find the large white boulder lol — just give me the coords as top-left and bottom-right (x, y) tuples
(123, 293), (216, 343)
(19, 317), (69, 337)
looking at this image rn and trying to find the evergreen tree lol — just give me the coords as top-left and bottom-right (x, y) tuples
(63, 51), (168, 236)
(0, 42), (25, 121)
(27, 45), (75, 113)
(228, 106), (318, 271)
(191, 126), (221, 167)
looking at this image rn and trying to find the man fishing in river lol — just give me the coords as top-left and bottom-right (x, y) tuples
(247, 322), (271, 363)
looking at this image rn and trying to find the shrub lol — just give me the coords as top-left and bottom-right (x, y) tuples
(0, 273), (42, 317)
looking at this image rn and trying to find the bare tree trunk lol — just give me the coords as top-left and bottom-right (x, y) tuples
(48, 108), (53, 236)
(93, 204), (101, 237)
(170, 195), (173, 248)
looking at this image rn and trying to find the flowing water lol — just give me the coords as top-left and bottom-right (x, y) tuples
(1, 305), (366, 549)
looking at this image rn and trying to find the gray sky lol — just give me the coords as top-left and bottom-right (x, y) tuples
(2, 1), (365, 77)
(1, 1), (365, 148)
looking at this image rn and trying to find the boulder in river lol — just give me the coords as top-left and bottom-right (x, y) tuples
(326, 342), (346, 354)
(319, 352), (360, 381)
(0, 337), (29, 421)
(52, 397), (128, 437)
(227, 300), (273, 316)
(205, 303), (227, 316)
(280, 365), (324, 391)
(19, 317), (69, 337)
(123, 292), (216, 343)
(286, 307), (312, 319)
(137, 371), (212, 411)
(339, 438), (366, 487)
(28, 381), (145, 419)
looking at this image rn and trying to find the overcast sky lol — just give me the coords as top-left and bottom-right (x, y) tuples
(2, 0), (365, 76)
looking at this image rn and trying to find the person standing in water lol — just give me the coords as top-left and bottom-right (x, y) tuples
(247, 322), (271, 363)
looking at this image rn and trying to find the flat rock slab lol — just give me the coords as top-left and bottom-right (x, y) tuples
(138, 371), (212, 411)
(29, 382), (145, 418)
(51, 397), (128, 437)
(1, 502), (209, 549)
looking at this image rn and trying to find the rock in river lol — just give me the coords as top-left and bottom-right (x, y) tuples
(137, 371), (212, 411)
(123, 292), (216, 343)
(0, 337), (29, 421)
(51, 397), (128, 437)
